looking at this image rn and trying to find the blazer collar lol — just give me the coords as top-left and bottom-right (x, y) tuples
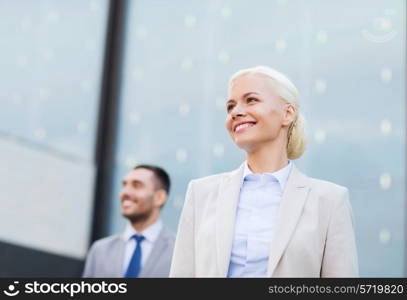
(215, 162), (310, 277)
(215, 163), (245, 276)
(111, 235), (127, 277)
(140, 228), (169, 277)
(267, 164), (310, 276)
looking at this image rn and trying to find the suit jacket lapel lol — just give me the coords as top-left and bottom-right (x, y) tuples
(111, 237), (126, 277)
(140, 229), (168, 277)
(267, 164), (310, 277)
(215, 163), (245, 277)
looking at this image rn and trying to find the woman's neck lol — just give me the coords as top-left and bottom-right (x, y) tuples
(246, 139), (288, 174)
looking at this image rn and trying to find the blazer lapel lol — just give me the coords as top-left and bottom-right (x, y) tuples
(139, 229), (168, 277)
(111, 237), (126, 277)
(267, 164), (310, 277)
(215, 163), (245, 277)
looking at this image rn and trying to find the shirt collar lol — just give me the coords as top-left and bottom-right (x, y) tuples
(242, 160), (293, 191)
(122, 219), (162, 243)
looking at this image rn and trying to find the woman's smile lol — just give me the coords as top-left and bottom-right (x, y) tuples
(234, 121), (257, 133)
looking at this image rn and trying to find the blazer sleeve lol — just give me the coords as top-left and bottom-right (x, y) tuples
(82, 243), (97, 277)
(321, 187), (359, 277)
(169, 180), (195, 277)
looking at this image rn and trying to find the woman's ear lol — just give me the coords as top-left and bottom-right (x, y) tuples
(282, 103), (296, 127)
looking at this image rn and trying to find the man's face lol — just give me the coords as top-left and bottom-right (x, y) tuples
(120, 168), (158, 223)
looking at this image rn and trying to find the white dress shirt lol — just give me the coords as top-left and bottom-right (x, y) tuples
(227, 160), (292, 277)
(122, 219), (162, 274)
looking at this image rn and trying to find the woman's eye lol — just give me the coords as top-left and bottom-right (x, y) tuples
(247, 97), (257, 103)
(227, 104), (235, 112)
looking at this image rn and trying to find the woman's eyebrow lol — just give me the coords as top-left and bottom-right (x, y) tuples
(227, 92), (260, 103)
(242, 92), (260, 98)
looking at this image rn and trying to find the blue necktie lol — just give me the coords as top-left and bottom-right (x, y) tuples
(124, 234), (145, 278)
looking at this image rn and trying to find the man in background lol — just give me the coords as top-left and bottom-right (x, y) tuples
(83, 165), (175, 277)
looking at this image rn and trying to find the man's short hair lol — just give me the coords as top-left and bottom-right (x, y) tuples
(134, 164), (171, 195)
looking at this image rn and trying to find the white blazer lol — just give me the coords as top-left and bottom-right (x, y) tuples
(170, 163), (358, 277)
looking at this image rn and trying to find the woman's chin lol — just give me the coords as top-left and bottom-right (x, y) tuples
(234, 138), (258, 153)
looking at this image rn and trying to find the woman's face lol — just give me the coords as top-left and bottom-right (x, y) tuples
(225, 74), (293, 152)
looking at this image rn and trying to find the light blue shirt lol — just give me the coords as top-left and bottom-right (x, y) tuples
(227, 160), (293, 277)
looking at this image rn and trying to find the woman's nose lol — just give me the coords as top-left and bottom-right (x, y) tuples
(231, 105), (246, 119)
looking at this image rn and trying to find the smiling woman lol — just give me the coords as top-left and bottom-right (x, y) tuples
(170, 66), (359, 278)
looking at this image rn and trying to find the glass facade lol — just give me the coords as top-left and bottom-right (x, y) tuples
(0, 0), (109, 259)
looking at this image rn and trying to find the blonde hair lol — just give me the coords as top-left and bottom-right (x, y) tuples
(229, 66), (306, 159)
